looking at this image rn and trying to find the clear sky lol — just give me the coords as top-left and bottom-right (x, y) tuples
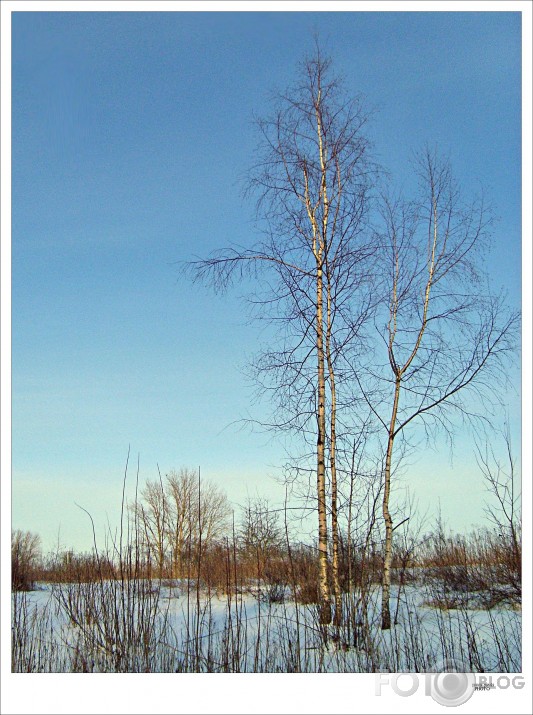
(7, 8), (523, 552)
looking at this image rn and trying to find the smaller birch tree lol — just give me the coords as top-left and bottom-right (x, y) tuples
(360, 149), (520, 629)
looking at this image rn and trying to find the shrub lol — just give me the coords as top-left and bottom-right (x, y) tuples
(12, 530), (41, 592)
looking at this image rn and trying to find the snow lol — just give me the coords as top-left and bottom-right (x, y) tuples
(11, 578), (521, 673)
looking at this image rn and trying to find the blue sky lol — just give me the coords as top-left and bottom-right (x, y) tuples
(9, 10), (523, 552)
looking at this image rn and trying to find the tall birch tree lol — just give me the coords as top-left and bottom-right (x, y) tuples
(190, 48), (376, 624)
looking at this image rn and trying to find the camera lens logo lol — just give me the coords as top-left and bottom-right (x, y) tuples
(429, 659), (475, 706)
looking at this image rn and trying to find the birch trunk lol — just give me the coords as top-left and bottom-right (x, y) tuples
(326, 281), (342, 625)
(381, 376), (401, 630)
(381, 194), (438, 629)
(316, 258), (332, 625)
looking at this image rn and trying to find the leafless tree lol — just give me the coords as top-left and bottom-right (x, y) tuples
(136, 478), (168, 576)
(477, 423), (521, 596)
(194, 475), (232, 548)
(189, 46), (377, 624)
(359, 148), (520, 629)
(12, 530), (42, 591)
(135, 468), (231, 578)
(239, 496), (282, 557)
(166, 468), (196, 578)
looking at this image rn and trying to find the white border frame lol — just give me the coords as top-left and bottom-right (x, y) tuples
(1, 3), (531, 714)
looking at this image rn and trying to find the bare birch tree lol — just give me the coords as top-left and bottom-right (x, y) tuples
(190, 48), (376, 623)
(361, 149), (520, 629)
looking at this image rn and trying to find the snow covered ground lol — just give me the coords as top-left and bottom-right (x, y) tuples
(11, 578), (521, 673)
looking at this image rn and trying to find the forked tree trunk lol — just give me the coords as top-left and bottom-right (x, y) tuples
(382, 196), (438, 629)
